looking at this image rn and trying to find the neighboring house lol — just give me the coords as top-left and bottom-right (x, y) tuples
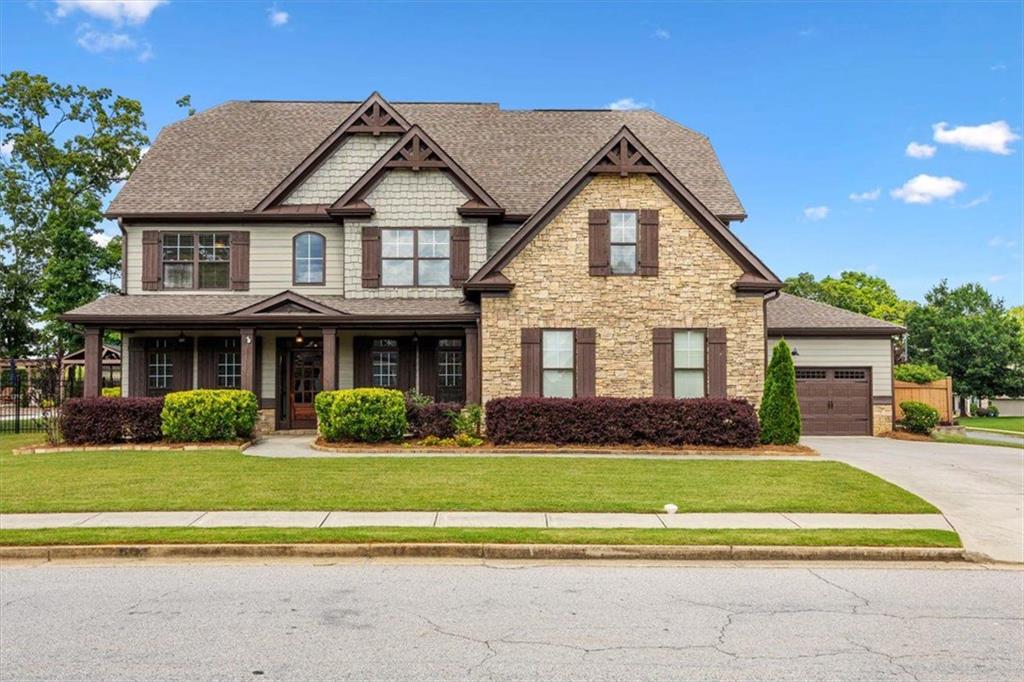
(63, 93), (903, 435)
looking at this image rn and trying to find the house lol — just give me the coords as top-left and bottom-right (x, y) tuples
(62, 93), (904, 435)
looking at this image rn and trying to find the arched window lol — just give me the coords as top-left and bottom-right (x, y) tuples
(293, 232), (326, 285)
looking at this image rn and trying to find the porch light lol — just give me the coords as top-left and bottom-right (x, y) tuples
(295, 327), (304, 345)
(791, 349), (800, 356)
(177, 331), (187, 344)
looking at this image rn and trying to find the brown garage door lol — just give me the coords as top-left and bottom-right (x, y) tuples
(795, 367), (871, 436)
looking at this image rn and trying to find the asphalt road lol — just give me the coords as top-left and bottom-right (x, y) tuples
(2, 560), (1022, 681)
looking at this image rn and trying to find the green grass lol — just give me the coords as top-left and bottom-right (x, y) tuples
(0, 527), (962, 548)
(0, 434), (937, 515)
(932, 433), (1022, 449)
(958, 416), (1024, 434)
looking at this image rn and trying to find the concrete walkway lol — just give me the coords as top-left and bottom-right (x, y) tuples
(964, 428), (1024, 445)
(0, 510), (953, 531)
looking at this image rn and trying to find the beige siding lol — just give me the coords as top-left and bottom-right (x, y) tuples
(282, 134), (400, 205)
(769, 336), (892, 398)
(124, 223), (345, 295)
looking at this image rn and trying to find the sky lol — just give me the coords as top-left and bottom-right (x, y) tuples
(2, 0), (1022, 305)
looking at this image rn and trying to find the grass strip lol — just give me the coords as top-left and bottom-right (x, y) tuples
(932, 434), (1023, 449)
(0, 527), (962, 548)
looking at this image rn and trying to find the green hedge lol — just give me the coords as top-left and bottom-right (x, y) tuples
(899, 400), (940, 434)
(161, 389), (259, 442)
(894, 363), (946, 384)
(101, 387), (121, 398)
(315, 388), (406, 442)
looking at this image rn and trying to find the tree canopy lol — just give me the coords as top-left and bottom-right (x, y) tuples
(783, 271), (915, 324)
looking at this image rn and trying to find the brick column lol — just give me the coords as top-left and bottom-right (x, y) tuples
(240, 328), (256, 393)
(465, 323), (481, 405)
(322, 327), (337, 391)
(83, 327), (103, 397)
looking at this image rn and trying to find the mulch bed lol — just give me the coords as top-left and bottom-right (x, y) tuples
(12, 440), (252, 455)
(310, 438), (817, 457)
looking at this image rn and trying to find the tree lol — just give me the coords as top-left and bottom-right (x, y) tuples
(906, 281), (1024, 400)
(783, 271), (914, 325)
(0, 71), (147, 355)
(759, 339), (802, 445)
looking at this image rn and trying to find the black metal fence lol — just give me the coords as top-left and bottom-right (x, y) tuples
(0, 366), (64, 435)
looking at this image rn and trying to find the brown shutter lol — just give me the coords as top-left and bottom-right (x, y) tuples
(171, 338), (194, 392)
(398, 337), (416, 391)
(574, 328), (596, 398)
(652, 328), (674, 397)
(418, 337), (438, 399)
(450, 226), (470, 286)
(706, 327), (728, 398)
(353, 337), (372, 387)
(588, 209), (610, 276)
(639, 209), (659, 277)
(197, 338), (217, 389)
(520, 328), (542, 397)
(362, 226), (381, 288)
(141, 231), (160, 290)
(229, 232), (250, 291)
(128, 337), (147, 397)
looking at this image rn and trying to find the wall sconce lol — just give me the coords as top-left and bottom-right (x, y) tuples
(294, 327), (304, 345)
(177, 331), (187, 344)
(791, 349), (800, 356)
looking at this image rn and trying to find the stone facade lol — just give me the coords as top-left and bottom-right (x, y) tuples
(282, 134), (400, 205)
(254, 408), (276, 435)
(344, 169), (488, 299)
(873, 403), (893, 436)
(480, 173), (765, 404)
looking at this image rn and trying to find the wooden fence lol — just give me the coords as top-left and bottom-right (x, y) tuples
(894, 377), (953, 423)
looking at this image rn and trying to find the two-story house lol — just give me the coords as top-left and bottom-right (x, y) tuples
(64, 93), (903, 435)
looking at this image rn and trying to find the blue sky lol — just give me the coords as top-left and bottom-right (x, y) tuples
(3, 0), (1022, 305)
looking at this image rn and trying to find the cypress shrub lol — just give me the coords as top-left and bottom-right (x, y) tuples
(759, 339), (802, 445)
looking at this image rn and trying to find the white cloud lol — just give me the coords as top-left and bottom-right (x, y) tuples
(890, 174), (966, 204)
(90, 232), (114, 247)
(849, 188), (881, 202)
(653, 28), (670, 40)
(137, 42), (154, 61)
(54, 0), (167, 26)
(0, 140), (12, 157)
(268, 7), (289, 26)
(932, 120), (1020, 155)
(803, 206), (829, 221)
(991, 64), (1007, 71)
(798, 27), (819, 37)
(988, 236), (1017, 250)
(905, 142), (936, 159)
(961, 192), (992, 209)
(606, 97), (649, 111)
(989, 274), (1007, 283)
(76, 25), (136, 52)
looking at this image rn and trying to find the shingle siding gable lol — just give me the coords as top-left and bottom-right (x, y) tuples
(283, 134), (400, 205)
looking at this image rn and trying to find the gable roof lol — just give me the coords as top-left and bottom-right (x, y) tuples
(227, 291), (345, 317)
(107, 99), (746, 219)
(468, 126), (779, 290)
(766, 293), (906, 336)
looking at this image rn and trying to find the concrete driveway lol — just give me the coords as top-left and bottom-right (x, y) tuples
(807, 436), (1024, 563)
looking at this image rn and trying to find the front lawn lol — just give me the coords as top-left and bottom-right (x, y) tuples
(959, 416), (1024, 434)
(0, 435), (937, 514)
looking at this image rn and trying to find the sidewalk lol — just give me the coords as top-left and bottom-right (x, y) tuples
(0, 511), (954, 531)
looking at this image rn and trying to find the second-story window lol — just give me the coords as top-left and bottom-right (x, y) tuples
(162, 232), (230, 289)
(381, 228), (450, 287)
(294, 232), (325, 285)
(609, 211), (637, 275)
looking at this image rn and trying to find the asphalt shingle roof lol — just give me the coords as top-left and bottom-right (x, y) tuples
(766, 293), (905, 333)
(108, 101), (745, 218)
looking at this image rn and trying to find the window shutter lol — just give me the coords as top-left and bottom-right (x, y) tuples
(639, 209), (659, 277)
(229, 232), (250, 291)
(141, 231), (160, 291)
(197, 338), (217, 389)
(588, 209), (610, 276)
(652, 328), (674, 397)
(450, 226), (470, 286)
(128, 337), (147, 396)
(398, 337), (416, 391)
(172, 338), (194, 392)
(418, 337), (438, 399)
(574, 328), (597, 398)
(362, 226), (381, 288)
(706, 327), (728, 398)
(353, 337), (372, 387)
(520, 328), (542, 397)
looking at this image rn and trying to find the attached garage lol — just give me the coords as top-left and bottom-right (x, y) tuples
(766, 293), (905, 436)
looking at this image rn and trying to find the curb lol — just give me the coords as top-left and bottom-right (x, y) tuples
(306, 441), (818, 458)
(0, 543), (967, 563)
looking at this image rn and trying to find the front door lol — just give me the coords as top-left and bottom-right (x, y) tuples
(288, 348), (322, 429)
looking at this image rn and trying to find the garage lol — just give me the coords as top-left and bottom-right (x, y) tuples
(794, 367), (872, 435)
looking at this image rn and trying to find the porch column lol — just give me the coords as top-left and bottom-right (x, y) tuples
(465, 323), (481, 405)
(240, 328), (257, 393)
(322, 327), (337, 391)
(83, 327), (103, 398)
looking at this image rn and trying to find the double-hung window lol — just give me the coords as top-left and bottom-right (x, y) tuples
(541, 330), (574, 398)
(162, 232), (230, 289)
(673, 330), (706, 398)
(162, 234), (194, 289)
(147, 339), (173, 395)
(371, 339), (399, 388)
(609, 211), (638, 275)
(381, 228), (450, 286)
(216, 339), (241, 389)
(294, 232), (325, 285)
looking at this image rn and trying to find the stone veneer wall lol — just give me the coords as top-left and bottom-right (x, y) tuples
(873, 403), (893, 436)
(282, 134), (400, 205)
(344, 169), (487, 299)
(480, 173), (765, 404)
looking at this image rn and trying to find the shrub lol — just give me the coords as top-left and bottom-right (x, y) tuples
(316, 388), (407, 442)
(452, 403), (483, 437)
(484, 397), (759, 447)
(973, 404), (999, 418)
(415, 433), (484, 448)
(759, 340), (801, 445)
(161, 389), (259, 442)
(403, 391), (461, 438)
(899, 400), (940, 434)
(60, 396), (163, 445)
(894, 363), (946, 384)
(101, 387), (121, 398)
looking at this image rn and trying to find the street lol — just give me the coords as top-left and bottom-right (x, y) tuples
(2, 560), (1021, 681)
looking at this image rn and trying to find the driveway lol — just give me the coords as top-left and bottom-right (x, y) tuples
(807, 436), (1024, 563)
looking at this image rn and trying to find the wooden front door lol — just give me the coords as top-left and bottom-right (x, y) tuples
(288, 348), (322, 429)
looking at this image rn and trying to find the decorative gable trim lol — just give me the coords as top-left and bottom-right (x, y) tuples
(466, 126), (780, 293)
(228, 291), (345, 317)
(254, 92), (411, 212)
(327, 125), (504, 219)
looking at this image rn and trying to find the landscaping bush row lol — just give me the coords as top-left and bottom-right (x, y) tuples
(484, 397), (760, 447)
(60, 397), (164, 445)
(161, 390), (259, 441)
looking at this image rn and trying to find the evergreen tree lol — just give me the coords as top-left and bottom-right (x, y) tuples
(759, 339), (802, 445)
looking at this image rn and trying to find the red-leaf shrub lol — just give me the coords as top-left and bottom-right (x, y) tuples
(407, 401), (462, 438)
(484, 397), (760, 447)
(60, 397), (164, 445)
